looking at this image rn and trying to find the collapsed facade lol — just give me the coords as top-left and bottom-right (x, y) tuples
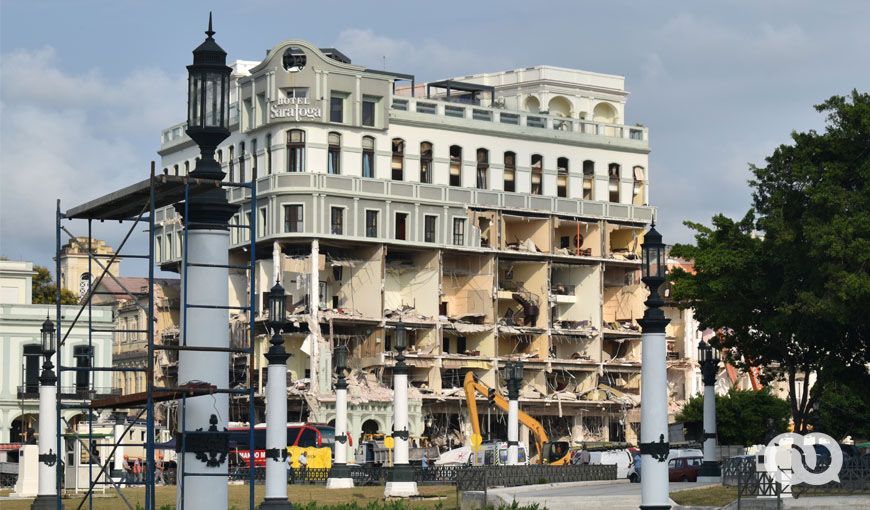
(151, 39), (689, 454)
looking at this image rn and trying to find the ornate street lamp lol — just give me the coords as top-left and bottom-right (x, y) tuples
(503, 360), (524, 465)
(384, 322), (418, 497)
(327, 344), (353, 488)
(186, 12), (232, 180)
(698, 341), (722, 482)
(261, 281), (293, 510)
(175, 15), (239, 510)
(32, 316), (62, 510)
(638, 222), (672, 510)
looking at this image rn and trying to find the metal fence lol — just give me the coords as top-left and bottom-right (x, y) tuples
(455, 464), (617, 492)
(723, 456), (756, 486)
(735, 456), (870, 508)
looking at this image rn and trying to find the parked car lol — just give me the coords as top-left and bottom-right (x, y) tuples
(587, 449), (634, 479)
(668, 456), (703, 482)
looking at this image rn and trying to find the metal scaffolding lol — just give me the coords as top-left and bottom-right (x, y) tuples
(54, 166), (258, 510)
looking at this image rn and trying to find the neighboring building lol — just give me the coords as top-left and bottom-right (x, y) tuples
(58, 237), (121, 300)
(0, 260), (114, 457)
(154, 40), (655, 452)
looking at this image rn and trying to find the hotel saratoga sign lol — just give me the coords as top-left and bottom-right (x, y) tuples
(269, 96), (322, 121)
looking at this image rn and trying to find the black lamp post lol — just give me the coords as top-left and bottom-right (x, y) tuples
(327, 344), (353, 487)
(638, 222), (672, 510)
(503, 360), (523, 465)
(32, 317), (61, 510)
(384, 322), (418, 497)
(261, 281), (293, 509)
(698, 341), (721, 481)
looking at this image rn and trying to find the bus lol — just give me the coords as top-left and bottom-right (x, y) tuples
(228, 422), (338, 468)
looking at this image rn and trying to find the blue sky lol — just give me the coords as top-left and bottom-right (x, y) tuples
(2, 0), (869, 271)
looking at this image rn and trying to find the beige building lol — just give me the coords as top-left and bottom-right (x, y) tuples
(58, 237), (121, 300)
(153, 40), (662, 452)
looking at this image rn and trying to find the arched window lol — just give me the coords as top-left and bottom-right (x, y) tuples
(74, 345), (94, 392)
(531, 154), (543, 195)
(633, 166), (646, 206)
(391, 138), (405, 181)
(503, 151), (516, 192)
(556, 157), (569, 198)
(583, 160), (594, 200)
(217, 149), (223, 163)
(608, 163), (621, 203)
(327, 132), (341, 175)
(286, 130), (305, 173)
(548, 96), (572, 117)
(420, 142), (433, 184)
(476, 149), (489, 189)
(524, 96), (541, 114)
(184, 161), (189, 176)
(173, 164), (179, 176)
(362, 136), (375, 178)
(251, 138), (258, 180)
(593, 102), (617, 124)
(79, 272), (91, 299)
(449, 145), (462, 187)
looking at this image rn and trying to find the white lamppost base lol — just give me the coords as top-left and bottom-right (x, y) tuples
(697, 475), (722, 483)
(326, 477), (355, 489)
(384, 481), (419, 498)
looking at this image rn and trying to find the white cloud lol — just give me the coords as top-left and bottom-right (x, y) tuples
(333, 28), (506, 79)
(0, 46), (184, 267)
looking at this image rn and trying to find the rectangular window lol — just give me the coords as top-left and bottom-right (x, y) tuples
(424, 215), (437, 243)
(330, 95), (344, 123)
(239, 143), (246, 182)
(287, 130), (305, 173)
(395, 212), (408, 240)
(452, 218), (465, 245)
(245, 212), (252, 241)
(284, 205), (303, 233)
(251, 138), (258, 180)
(327, 132), (341, 175)
(365, 210), (378, 238)
(330, 207), (344, 235)
(362, 136), (375, 178)
(557, 172), (568, 198)
(362, 97), (377, 127)
(258, 207), (267, 237)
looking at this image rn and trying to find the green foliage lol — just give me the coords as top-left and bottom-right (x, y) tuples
(811, 370), (870, 441)
(670, 91), (870, 433)
(676, 388), (790, 446)
(31, 264), (78, 305)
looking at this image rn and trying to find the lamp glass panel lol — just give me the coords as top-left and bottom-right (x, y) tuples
(204, 72), (219, 128)
(395, 327), (407, 350)
(335, 345), (348, 371)
(189, 75), (201, 128)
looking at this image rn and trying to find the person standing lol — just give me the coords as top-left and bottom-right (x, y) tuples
(286, 450), (295, 485)
(298, 450), (308, 483)
(133, 458), (143, 484)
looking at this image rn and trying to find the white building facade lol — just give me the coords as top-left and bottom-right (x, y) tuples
(0, 261), (114, 454)
(155, 40), (661, 452)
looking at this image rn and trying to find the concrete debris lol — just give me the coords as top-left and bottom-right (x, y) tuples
(506, 239), (540, 253)
(384, 305), (434, 322)
(343, 369), (422, 405)
(451, 322), (493, 334)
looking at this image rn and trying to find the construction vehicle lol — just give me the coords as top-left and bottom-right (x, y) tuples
(463, 371), (571, 465)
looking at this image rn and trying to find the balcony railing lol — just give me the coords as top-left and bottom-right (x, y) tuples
(17, 386), (121, 399)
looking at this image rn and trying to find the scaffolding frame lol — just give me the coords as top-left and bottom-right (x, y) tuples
(55, 166), (258, 510)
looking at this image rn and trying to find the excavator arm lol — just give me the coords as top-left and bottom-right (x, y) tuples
(463, 371), (550, 463)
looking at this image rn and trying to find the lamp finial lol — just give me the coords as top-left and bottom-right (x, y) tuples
(206, 12), (215, 39)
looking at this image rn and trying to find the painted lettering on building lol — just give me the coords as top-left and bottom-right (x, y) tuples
(269, 97), (322, 120)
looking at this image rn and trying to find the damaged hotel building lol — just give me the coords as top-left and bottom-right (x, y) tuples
(152, 39), (695, 452)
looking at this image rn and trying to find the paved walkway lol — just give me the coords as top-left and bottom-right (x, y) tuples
(485, 479), (718, 510)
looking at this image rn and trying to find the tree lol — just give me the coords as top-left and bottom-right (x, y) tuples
(32, 265), (79, 305)
(670, 91), (870, 433)
(810, 369), (870, 441)
(676, 388), (790, 446)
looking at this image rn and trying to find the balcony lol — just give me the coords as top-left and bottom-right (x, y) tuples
(390, 96), (648, 149)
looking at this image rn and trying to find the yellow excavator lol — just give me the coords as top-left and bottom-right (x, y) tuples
(463, 371), (572, 465)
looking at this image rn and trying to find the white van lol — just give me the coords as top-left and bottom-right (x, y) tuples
(588, 449), (634, 479)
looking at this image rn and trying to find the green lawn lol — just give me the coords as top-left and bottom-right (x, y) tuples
(670, 485), (737, 507)
(0, 484), (456, 510)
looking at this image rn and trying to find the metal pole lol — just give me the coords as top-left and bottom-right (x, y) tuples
(54, 200), (65, 510)
(698, 349), (721, 482)
(146, 167), (156, 509)
(33, 333), (61, 510)
(249, 181), (257, 510)
(384, 336), (418, 497)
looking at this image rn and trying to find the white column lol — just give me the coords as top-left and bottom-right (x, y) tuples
(507, 399), (519, 465)
(262, 361), (291, 507)
(309, 240), (319, 395)
(703, 384), (716, 462)
(177, 229), (230, 510)
(384, 370), (418, 497)
(393, 373), (409, 466)
(272, 241), (281, 283)
(640, 330), (670, 509)
(326, 385), (353, 488)
(37, 383), (58, 497)
(112, 414), (125, 482)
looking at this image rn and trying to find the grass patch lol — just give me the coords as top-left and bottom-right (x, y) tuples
(670, 485), (737, 507)
(0, 484), (456, 510)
